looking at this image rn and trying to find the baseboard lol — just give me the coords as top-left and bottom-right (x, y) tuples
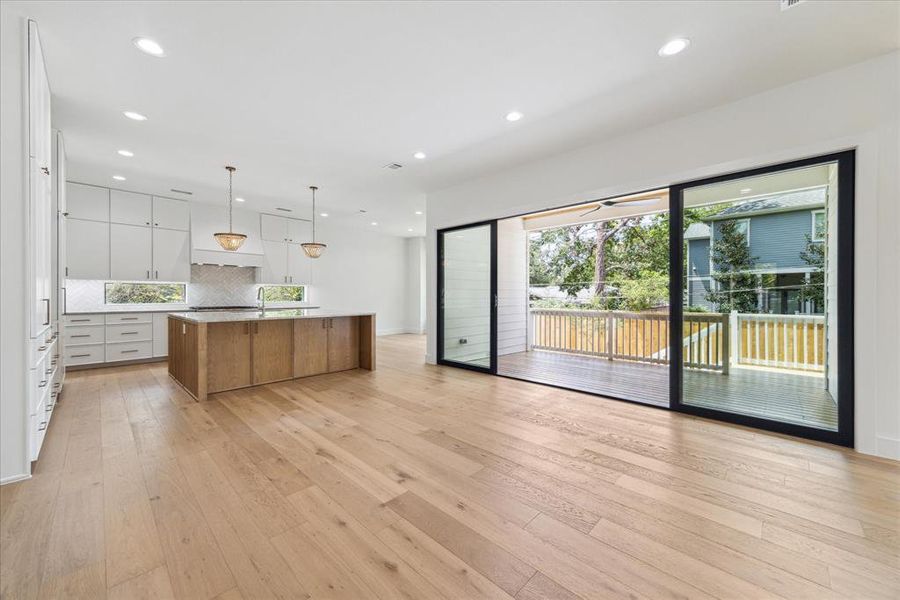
(876, 436), (900, 460)
(1, 472), (32, 486)
(376, 328), (414, 336)
(66, 356), (167, 371)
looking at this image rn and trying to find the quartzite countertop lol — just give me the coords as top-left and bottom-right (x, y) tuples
(167, 308), (374, 323)
(167, 310), (375, 401)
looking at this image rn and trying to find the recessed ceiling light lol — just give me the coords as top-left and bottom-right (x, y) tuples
(123, 111), (147, 121)
(415, 210), (423, 215)
(658, 38), (690, 57)
(132, 37), (165, 57)
(371, 221), (378, 226)
(112, 175), (126, 181)
(740, 188), (752, 194)
(407, 228), (413, 232)
(320, 212), (329, 217)
(505, 111), (524, 122)
(234, 197), (245, 202)
(117, 149), (134, 157)
(413, 151), (427, 160)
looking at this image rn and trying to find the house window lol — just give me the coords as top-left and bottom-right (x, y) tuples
(105, 282), (186, 304)
(259, 285), (306, 302)
(734, 218), (750, 243)
(811, 210), (826, 241)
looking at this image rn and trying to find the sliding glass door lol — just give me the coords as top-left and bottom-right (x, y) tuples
(670, 151), (854, 446)
(437, 221), (497, 373)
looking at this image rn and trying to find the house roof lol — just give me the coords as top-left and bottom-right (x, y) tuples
(684, 222), (711, 240)
(706, 187), (826, 221)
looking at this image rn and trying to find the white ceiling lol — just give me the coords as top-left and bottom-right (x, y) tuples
(7, 1), (898, 237)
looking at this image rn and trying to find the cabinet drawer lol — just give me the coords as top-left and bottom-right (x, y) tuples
(65, 313), (104, 326)
(105, 312), (152, 325)
(65, 324), (105, 345)
(106, 323), (152, 342)
(65, 343), (105, 365)
(30, 397), (50, 462)
(106, 340), (152, 362)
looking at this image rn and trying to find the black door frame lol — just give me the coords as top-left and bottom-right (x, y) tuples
(436, 220), (498, 374)
(669, 150), (855, 447)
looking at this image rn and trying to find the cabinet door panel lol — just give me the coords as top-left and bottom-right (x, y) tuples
(252, 320), (293, 384)
(286, 218), (310, 244)
(152, 228), (190, 281)
(110, 190), (152, 226)
(294, 318), (328, 377)
(66, 218), (109, 279)
(287, 245), (309, 285)
(261, 214), (287, 241)
(260, 239), (288, 284)
(207, 322), (252, 393)
(66, 183), (109, 222)
(110, 223), (152, 280)
(327, 317), (359, 373)
(152, 196), (190, 230)
(153, 314), (168, 357)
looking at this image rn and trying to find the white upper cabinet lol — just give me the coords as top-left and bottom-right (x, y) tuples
(67, 218), (109, 280)
(152, 228), (190, 281)
(110, 223), (152, 280)
(152, 196), (189, 231)
(260, 239), (289, 284)
(66, 183), (109, 221)
(261, 213), (288, 241)
(110, 190), (152, 226)
(287, 218), (311, 244)
(288, 245), (310, 284)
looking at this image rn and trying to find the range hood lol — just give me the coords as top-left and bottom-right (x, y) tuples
(190, 204), (264, 267)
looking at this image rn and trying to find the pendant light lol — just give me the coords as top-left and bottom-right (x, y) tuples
(213, 165), (247, 251)
(301, 185), (327, 258)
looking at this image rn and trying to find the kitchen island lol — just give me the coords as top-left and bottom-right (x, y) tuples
(167, 309), (375, 400)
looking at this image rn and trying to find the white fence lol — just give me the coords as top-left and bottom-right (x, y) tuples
(732, 312), (825, 372)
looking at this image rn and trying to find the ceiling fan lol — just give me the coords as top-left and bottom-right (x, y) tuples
(579, 195), (662, 217)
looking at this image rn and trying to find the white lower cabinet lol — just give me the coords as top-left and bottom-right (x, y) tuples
(106, 341), (153, 362)
(152, 313), (168, 357)
(65, 343), (105, 366)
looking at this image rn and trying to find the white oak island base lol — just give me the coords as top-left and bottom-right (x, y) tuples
(168, 312), (375, 401)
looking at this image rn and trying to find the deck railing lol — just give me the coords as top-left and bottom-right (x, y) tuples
(530, 308), (825, 374)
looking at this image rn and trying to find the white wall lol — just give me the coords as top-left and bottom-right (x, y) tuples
(406, 237), (426, 334)
(306, 221), (411, 336)
(0, 11), (28, 482)
(426, 51), (900, 459)
(497, 217), (527, 356)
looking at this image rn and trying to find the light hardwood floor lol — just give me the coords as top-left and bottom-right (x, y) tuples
(2, 334), (898, 599)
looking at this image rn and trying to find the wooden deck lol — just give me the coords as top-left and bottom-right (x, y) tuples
(498, 350), (838, 430)
(1, 335), (896, 600)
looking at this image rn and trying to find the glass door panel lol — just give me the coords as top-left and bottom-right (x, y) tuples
(673, 153), (853, 445)
(438, 222), (496, 372)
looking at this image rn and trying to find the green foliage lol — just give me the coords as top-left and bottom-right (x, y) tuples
(706, 219), (759, 313)
(105, 282), (185, 304)
(616, 271), (669, 312)
(262, 285), (306, 302)
(799, 234), (824, 307)
(529, 227), (595, 297)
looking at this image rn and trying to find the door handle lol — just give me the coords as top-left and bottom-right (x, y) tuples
(43, 298), (50, 325)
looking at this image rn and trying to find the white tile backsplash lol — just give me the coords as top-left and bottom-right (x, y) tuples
(65, 264), (261, 312)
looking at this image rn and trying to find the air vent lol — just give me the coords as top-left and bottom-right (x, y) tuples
(276, 207), (292, 212)
(780, 0), (806, 10)
(383, 163), (403, 170)
(170, 188), (193, 195)
(358, 209), (368, 213)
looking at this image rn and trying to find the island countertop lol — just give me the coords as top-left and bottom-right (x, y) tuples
(167, 308), (375, 323)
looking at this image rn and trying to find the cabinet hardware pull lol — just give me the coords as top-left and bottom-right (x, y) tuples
(122, 349), (139, 354)
(38, 345), (47, 351)
(45, 404), (53, 412)
(38, 421), (47, 431)
(71, 334), (90, 338)
(38, 380), (47, 388)
(41, 166), (49, 175)
(44, 299), (50, 325)
(146, 270), (150, 279)
(120, 317), (139, 320)
(70, 318), (90, 322)
(71, 353), (91, 358)
(321, 319), (326, 329)
(121, 331), (139, 335)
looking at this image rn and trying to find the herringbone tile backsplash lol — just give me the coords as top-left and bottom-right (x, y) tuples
(65, 264), (259, 311)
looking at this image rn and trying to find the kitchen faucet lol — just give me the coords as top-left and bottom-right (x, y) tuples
(256, 286), (266, 311)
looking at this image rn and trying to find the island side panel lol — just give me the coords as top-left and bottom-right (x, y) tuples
(207, 321), (252, 394)
(359, 314), (375, 370)
(167, 317), (206, 401)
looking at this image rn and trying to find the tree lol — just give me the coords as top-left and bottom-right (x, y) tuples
(529, 226), (595, 298)
(706, 219), (759, 312)
(799, 234), (824, 309)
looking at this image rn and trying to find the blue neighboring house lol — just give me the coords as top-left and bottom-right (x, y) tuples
(685, 187), (826, 315)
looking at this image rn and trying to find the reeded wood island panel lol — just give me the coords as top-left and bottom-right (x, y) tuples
(168, 310), (375, 400)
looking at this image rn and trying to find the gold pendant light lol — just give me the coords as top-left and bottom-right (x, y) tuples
(301, 185), (327, 259)
(214, 165), (247, 251)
